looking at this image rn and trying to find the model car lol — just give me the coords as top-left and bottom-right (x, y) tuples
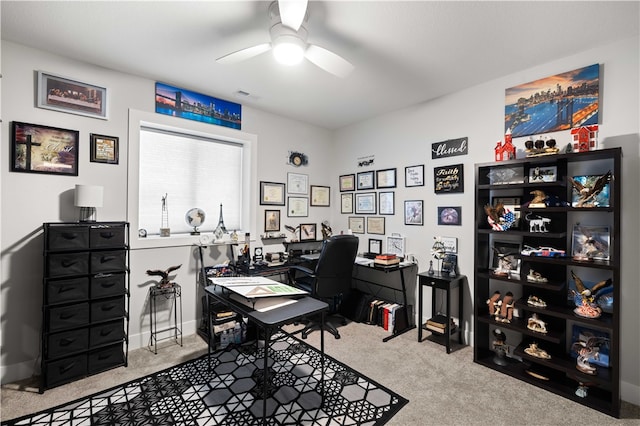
(521, 245), (566, 257)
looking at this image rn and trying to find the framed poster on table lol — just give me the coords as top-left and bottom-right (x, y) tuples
(386, 235), (406, 258)
(368, 239), (383, 255)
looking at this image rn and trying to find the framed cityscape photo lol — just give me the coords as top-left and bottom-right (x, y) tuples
(339, 174), (355, 192)
(355, 192), (376, 214)
(356, 171), (375, 190)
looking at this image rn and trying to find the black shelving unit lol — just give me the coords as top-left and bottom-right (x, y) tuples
(474, 148), (621, 417)
(41, 222), (130, 393)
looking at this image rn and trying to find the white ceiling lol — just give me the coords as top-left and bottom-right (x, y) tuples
(2, 1), (638, 130)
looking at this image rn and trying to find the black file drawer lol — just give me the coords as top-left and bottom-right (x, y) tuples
(90, 319), (124, 347)
(91, 297), (125, 322)
(48, 302), (90, 332)
(91, 273), (125, 298)
(47, 277), (89, 304)
(90, 226), (125, 248)
(88, 344), (124, 373)
(46, 354), (87, 388)
(47, 328), (89, 358)
(90, 250), (126, 274)
(47, 252), (89, 278)
(47, 226), (89, 251)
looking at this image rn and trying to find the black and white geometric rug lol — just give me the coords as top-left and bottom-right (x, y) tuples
(3, 332), (408, 425)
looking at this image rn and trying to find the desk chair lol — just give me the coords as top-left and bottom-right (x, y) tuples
(288, 234), (359, 339)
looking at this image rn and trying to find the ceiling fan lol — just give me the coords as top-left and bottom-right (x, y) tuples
(216, 0), (354, 78)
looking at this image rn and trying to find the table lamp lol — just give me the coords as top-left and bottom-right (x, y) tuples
(74, 184), (103, 222)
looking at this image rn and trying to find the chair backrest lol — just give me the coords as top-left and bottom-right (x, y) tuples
(313, 234), (359, 298)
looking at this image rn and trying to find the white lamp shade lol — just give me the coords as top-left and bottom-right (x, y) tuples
(74, 185), (104, 207)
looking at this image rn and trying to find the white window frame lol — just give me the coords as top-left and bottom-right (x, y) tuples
(127, 109), (257, 249)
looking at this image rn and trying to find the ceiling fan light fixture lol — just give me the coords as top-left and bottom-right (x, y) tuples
(272, 34), (305, 66)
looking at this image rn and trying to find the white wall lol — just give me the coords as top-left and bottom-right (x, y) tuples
(0, 41), (333, 382)
(331, 37), (639, 404)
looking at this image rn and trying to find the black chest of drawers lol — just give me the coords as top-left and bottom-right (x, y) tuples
(41, 222), (130, 393)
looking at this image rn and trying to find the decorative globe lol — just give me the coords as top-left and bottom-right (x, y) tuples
(185, 208), (205, 235)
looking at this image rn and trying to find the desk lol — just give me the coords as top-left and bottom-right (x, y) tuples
(417, 272), (465, 354)
(205, 282), (328, 424)
(352, 261), (418, 342)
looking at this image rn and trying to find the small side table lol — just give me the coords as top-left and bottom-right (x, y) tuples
(418, 272), (466, 353)
(149, 283), (183, 354)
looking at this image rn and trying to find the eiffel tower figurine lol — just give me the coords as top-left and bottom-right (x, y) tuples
(214, 203), (227, 240)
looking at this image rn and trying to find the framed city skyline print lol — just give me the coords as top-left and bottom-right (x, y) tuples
(11, 121), (79, 176)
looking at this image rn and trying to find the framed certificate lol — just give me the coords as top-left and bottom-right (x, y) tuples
(368, 238), (382, 255)
(355, 192), (376, 214)
(367, 217), (385, 235)
(339, 174), (355, 192)
(341, 193), (353, 214)
(260, 181), (285, 206)
(376, 168), (397, 189)
(287, 196), (308, 217)
(287, 172), (308, 195)
(348, 216), (365, 234)
(310, 185), (330, 206)
(378, 191), (395, 215)
(356, 171), (375, 190)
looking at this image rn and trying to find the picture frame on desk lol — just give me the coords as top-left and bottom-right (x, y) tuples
(368, 239), (382, 255)
(299, 223), (317, 241)
(386, 235), (405, 258)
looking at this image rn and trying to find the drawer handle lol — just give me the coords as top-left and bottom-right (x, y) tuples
(60, 312), (77, 320)
(59, 286), (76, 293)
(95, 273), (113, 279)
(100, 256), (116, 263)
(100, 329), (114, 336)
(61, 260), (78, 267)
(60, 361), (76, 374)
(61, 233), (80, 241)
(100, 282), (116, 288)
(60, 338), (77, 346)
(101, 305), (116, 312)
(99, 232), (116, 239)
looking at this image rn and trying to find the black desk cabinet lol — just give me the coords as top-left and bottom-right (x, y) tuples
(41, 222), (130, 393)
(474, 148), (621, 417)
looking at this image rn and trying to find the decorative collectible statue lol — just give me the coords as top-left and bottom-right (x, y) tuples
(146, 264), (182, 289)
(571, 334), (609, 376)
(492, 328), (508, 366)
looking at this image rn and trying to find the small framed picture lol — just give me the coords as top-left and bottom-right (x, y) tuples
(404, 200), (423, 225)
(441, 253), (458, 275)
(260, 181), (285, 206)
(287, 172), (308, 195)
(490, 240), (521, 276)
(348, 216), (365, 234)
(357, 171), (375, 190)
(368, 238), (383, 255)
(355, 192), (376, 214)
(367, 217), (385, 235)
(287, 196), (308, 217)
(440, 236), (458, 253)
(37, 71), (108, 120)
(529, 165), (557, 183)
(437, 206), (462, 226)
(341, 193), (353, 214)
(264, 210), (281, 232)
(405, 165), (424, 187)
(339, 174), (355, 192)
(572, 225), (610, 260)
(378, 191), (395, 215)
(90, 133), (119, 164)
(310, 185), (330, 207)
(300, 223), (317, 241)
(376, 168), (397, 189)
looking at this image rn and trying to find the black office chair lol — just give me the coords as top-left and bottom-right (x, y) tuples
(288, 234), (359, 339)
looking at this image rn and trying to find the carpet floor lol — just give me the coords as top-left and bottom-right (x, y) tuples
(1, 331), (407, 426)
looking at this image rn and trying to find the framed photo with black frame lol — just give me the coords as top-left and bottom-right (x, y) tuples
(287, 196), (308, 217)
(11, 121), (79, 176)
(348, 216), (365, 234)
(405, 164), (424, 187)
(90, 133), (119, 164)
(368, 239), (383, 255)
(437, 206), (462, 226)
(339, 174), (355, 192)
(376, 168), (397, 189)
(572, 225), (610, 260)
(260, 181), (285, 206)
(356, 171), (375, 190)
(355, 192), (376, 214)
(378, 191), (395, 215)
(490, 240), (522, 276)
(404, 200), (424, 225)
(367, 217), (385, 235)
(310, 185), (330, 207)
(340, 193), (353, 214)
(264, 210), (281, 232)
(300, 223), (317, 241)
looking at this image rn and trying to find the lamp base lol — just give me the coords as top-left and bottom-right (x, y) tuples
(78, 207), (97, 222)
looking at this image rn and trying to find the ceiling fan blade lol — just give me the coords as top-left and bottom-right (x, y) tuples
(216, 43), (271, 64)
(305, 44), (354, 78)
(278, 0), (308, 31)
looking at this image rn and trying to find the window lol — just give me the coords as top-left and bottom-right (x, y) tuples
(128, 109), (256, 249)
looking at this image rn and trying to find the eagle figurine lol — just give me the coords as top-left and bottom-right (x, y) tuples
(146, 264), (182, 288)
(570, 170), (611, 207)
(570, 270), (612, 303)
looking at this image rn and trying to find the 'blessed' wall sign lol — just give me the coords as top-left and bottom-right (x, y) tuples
(431, 137), (468, 159)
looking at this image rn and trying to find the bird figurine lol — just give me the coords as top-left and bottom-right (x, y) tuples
(484, 202), (515, 231)
(491, 246), (519, 277)
(570, 171), (612, 207)
(529, 190), (548, 206)
(321, 221), (332, 240)
(284, 224), (300, 241)
(146, 264), (182, 288)
(571, 333), (609, 375)
(571, 270), (612, 304)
